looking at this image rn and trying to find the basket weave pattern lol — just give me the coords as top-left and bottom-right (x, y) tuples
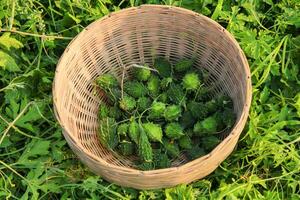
(53, 5), (251, 189)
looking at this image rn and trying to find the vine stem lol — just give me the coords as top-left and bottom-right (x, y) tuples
(0, 29), (73, 40)
(131, 64), (158, 72)
(121, 66), (126, 99)
(0, 160), (31, 186)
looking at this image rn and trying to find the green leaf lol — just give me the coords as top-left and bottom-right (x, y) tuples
(15, 103), (45, 132)
(153, 58), (172, 77)
(0, 50), (20, 72)
(0, 136), (12, 148)
(5, 98), (44, 132)
(211, 0), (223, 20)
(0, 33), (23, 50)
(62, 12), (81, 26)
(263, 0), (273, 5)
(259, 86), (270, 103)
(18, 139), (51, 164)
(294, 93), (300, 117)
(66, 12), (81, 24)
(249, 175), (267, 189)
(165, 184), (195, 200)
(83, 176), (101, 192)
(5, 97), (20, 119)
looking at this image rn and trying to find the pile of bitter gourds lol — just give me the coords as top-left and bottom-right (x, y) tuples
(95, 58), (236, 170)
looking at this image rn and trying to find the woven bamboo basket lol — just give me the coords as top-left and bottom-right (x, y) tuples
(53, 5), (252, 189)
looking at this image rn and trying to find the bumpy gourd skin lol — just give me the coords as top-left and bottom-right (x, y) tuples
(166, 83), (186, 105)
(143, 122), (163, 142)
(97, 117), (118, 150)
(186, 145), (205, 160)
(164, 105), (182, 121)
(222, 108), (236, 128)
(96, 74), (119, 90)
(138, 162), (154, 170)
(180, 111), (196, 129)
(195, 86), (211, 102)
(106, 88), (122, 104)
(216, 95), (234, 109)
(154, 153), (171, 169)
(109, 105), (122, 120)
(202, 136), (220, 152)
(118, 140), (134, 156)
(128, 118), (139, 144)
(148, 101), (166, 119)
(138, 125), (153, 162)
(98, 104), (109, 119)
(205, 99), (218, 114)
(193, 116), (218, 135)
(179, 135), (192, 150)
(160, 77), (173, 90)
(124, 81), (148, 98)
(187, 101), (208, 120)
(182, 72), (200, 91)
(117, 123), (128, 138)
(163, 139), (180, 158)
(147, 75), (161, 97)
(95, 59), (236, 170)
(137, 97), (151, 112)
(154, 58), (172, 77)
(174, 59), (193, 72)
(119, 95), (136, 111)
(134, 66), (151, 81)
(165, 122), (184, 139)
(158, 92), (168, 103)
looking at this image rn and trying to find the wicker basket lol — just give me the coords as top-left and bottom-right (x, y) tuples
(53, 5), (251, 189)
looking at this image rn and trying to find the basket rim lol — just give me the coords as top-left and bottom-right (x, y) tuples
(53, 4), (252, 174)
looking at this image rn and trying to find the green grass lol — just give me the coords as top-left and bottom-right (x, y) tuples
(0, 0), (299, 199)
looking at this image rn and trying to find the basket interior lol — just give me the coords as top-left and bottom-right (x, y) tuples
(54, 7), (248, 168)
